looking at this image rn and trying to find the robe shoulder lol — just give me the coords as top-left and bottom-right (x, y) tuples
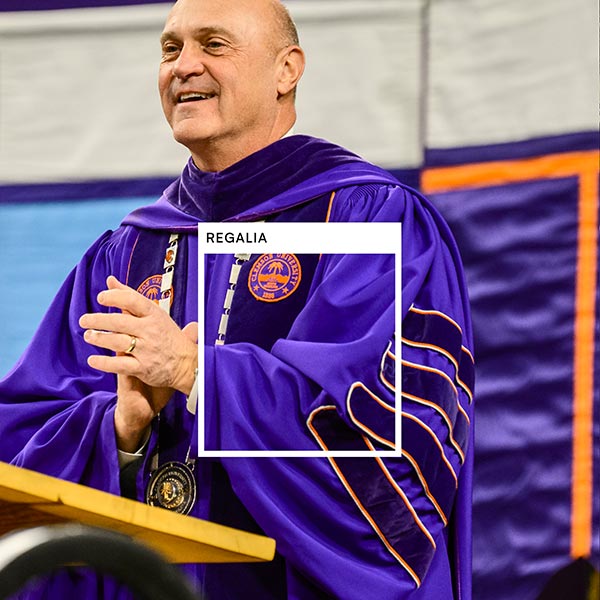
(327, 181), (473, 345)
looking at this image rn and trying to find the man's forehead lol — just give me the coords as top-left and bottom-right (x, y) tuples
(165, 0), (276, 24)
(162, 0), (274, 37)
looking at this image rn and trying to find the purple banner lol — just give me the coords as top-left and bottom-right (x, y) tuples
(424, 132), (599, 600)
(0, 0), (169, 12)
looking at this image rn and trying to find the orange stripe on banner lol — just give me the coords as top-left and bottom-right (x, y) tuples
(571, 159), (598, 558)
(421, 151), (599, 194)
(422, 150), (599, 559)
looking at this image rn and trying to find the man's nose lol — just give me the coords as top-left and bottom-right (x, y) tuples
(172, 45), (206, 80)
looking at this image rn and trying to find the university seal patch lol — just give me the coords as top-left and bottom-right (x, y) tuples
(248, 253), (302, 302)
(137, 274), (173, 307)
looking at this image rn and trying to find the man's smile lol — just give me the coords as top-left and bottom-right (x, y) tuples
(176, 91), (217, 103)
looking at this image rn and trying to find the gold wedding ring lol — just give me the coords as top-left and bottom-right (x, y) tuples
(125, 336), (137, 354)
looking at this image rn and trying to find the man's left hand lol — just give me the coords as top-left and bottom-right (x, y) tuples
(79, 276), (198, 396)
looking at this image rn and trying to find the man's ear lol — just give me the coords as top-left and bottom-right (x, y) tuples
(276, 46), (305, 98)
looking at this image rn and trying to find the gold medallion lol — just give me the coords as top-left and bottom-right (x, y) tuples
(145, 461), (196, 515)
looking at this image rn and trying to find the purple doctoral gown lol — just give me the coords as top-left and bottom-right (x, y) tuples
(0, 136), (474, 600)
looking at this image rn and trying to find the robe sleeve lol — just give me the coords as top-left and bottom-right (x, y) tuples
(202, 184), (474, 598)
(0, 228), (137, 494)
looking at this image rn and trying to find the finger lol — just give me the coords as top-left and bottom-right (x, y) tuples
(106, 275), (125, 290)
(87, 353), (139, 375)
(79, 312), (141, 335)
(182, 321), (199, 343)
(83, 329), (140, 355)
(96, 287), (155, 318)
(106, 276), (137, 315)
(106, 276), (138, 296)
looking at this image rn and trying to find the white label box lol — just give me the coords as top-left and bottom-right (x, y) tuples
(198, 222), (401, 457)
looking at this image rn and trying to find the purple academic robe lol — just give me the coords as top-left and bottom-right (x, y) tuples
(0, 136), (474, 600)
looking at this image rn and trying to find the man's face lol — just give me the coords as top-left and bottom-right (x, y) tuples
(158, 0), (283, 161)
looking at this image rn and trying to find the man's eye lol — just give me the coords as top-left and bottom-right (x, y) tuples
(205, 40), (226, 51)
(162, 43), (180, 55)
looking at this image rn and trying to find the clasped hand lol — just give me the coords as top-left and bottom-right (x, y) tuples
(79, 276), (198, 451)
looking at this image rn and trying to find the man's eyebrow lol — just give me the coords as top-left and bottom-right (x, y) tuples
(160, 26), (237, 44)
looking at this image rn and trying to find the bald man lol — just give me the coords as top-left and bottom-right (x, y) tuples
(0, 1), (474, 599)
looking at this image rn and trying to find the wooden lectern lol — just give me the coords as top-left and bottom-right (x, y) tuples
(0, 461), (275, 564)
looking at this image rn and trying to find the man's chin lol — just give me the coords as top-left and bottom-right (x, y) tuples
(172, 127), (219, 150)
(173, 123), (215, 138)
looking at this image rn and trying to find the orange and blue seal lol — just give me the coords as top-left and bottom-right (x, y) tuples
(248, 253), (302, 303)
